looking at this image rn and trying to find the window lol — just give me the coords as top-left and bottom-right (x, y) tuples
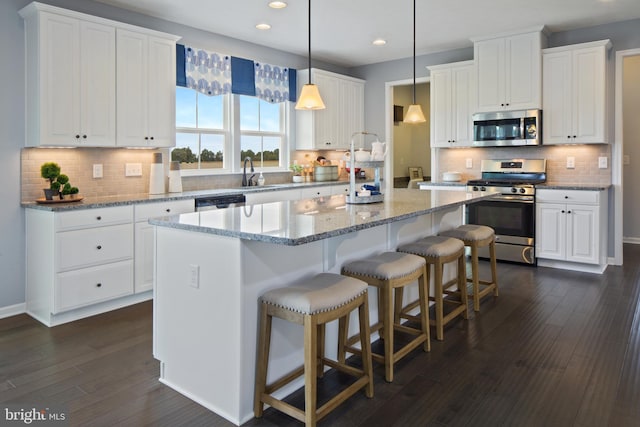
(174, 87), (228, 171)
(239, 96), (284, 169)
(173, 88), (288, 174)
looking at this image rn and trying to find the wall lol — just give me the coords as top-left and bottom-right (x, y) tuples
(623, 55), (640, 241)
(393, 84), (430, 181)
(435, 145), (611, 185)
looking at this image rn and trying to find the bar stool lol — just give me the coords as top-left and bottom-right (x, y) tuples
(397, 236), (468, 341)
(340, 252), (429, 382)
(440, 224), (498, 312)
(254, 273), (374, 427)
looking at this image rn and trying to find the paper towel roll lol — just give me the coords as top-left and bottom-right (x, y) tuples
(149, 153), (165, 194)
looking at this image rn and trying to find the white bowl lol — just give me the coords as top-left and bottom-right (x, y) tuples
(442, 171), (462, 182)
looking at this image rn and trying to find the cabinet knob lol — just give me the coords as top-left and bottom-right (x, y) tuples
(75, 135), (80, 139)
(144, 136), (149, 140)
(573, 135), (577, 138)
(96, 245), (102, 250)
(150, 136), (154, 140)
(561, 210), (565, 213)
(567, 210), (572, 214)
(96, 216), (102, 220)
(96, 283), (102, 288)
(567, 136), (571, 139)
(501, 103), (505, 107)
(564, 196), (568, 199)
(325, 142), (331, 146)
(82, 135), (87, 139)
(166, 208), (171, 212)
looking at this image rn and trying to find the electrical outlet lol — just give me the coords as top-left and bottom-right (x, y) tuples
(624, 154), (631, 165)
(598, 157), (608, 169)
(189, 264), (199, 288)
(566, 157), (575, 169)
(93, 164), (103, 178)
(465, 158), (473, 169)
(125, 163), (142, 177)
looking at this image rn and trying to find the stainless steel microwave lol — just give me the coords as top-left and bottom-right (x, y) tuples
(473, 109), (542, 147)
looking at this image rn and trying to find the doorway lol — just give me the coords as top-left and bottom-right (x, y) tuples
(616, 49), (640, 264)
(383, 77), (430, 192)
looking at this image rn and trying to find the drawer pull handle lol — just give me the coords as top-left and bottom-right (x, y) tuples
(96, 245), (102, 250)
(96, 283), (102, 288)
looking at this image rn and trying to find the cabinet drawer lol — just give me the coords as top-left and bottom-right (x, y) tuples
(57, 223), (133, 271)
(135, 199), (194, 222)
(301, 186), (333, 199)
(55, 260), (133, 313)
(536, 189), (599, 204)
(56, 205), (133, 231)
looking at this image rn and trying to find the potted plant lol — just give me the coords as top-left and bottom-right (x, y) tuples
(290, 164), (304, 183)
(40, 162), (80, 200)
(40, 162), (61, 200)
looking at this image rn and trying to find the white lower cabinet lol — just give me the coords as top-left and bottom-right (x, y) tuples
(536, 189), (608, 272)
(26, 205), (135, 326)
(134, 199), (194, 293)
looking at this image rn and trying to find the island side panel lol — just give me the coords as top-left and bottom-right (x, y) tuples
(154, 226), (244, 424)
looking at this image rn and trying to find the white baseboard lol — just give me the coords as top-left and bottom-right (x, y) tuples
(0, 302), (26, 320)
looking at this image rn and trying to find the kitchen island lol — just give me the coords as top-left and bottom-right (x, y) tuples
(150, 188), (496, 425)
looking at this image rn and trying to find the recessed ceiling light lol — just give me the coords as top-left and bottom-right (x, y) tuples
(268, 1), (288, 8)
(372, 39), (387, 46)
(256, 23), (271, 30)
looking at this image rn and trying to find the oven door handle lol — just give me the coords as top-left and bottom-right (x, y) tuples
(522, 246), (534, 264)
(488, 195), (535, 203)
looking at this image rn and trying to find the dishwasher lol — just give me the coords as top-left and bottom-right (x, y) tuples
(194, 193), (246, 211)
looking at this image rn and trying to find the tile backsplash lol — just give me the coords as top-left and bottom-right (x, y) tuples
(435, 144), (612, 185)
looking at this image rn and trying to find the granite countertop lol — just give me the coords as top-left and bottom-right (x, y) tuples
(149, 188), (497, 246)
(21, 180), (356, 212)
(536, 183), (612, 191)
(417, 181), (466, 187)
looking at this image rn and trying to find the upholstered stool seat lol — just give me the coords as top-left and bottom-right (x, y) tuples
(254, 273), (374, 427)
(397, 236), (468, 341)
(440, 224), (498, 312)
(341, 252), (430, 382)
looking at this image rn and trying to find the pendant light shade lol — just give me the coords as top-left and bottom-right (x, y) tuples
(295, 0), (325, 110)
(404, 0), (426, 123)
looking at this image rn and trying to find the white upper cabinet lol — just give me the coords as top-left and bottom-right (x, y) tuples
(296, 69), (364, 150)
(19, 2), (179, 148)
(542, 40), (611, 145)
(473, 29), (546, 113)
(429, 61), (475, 147)
(20, 6), (116, 147)
(117, 30), (178, 148)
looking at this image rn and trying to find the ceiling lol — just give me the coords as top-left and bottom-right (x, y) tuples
(94, 0), (640, 67)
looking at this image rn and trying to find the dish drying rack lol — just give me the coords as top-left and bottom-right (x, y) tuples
(346, 131), (384, 204)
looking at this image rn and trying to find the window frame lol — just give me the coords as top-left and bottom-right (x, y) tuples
(176, 88), (291, 177)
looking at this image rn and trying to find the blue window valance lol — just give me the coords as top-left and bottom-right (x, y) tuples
(176, 44), (297, 103)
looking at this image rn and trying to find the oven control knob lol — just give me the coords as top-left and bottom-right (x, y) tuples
(480, 186), (486, 192)
(519, 188), (526, 194)
(511, 187), (517, 193)
(472, 186), (479, 191)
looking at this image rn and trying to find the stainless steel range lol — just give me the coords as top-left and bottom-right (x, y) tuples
(466, 159), (546, 265)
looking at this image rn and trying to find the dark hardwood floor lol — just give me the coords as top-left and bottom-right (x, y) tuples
(2, 245), (640, 426)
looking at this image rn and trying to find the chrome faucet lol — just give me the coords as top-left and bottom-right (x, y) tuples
(242, 157), (255, 187)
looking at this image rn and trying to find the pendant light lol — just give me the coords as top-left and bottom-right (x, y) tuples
(404, 0), (426, 123)
(295, 0), (326, 110)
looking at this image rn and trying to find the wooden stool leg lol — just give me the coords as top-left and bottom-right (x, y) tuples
(337, 315), (348, 364)
(358, 296), (374, 398)
(490, 240), (499, 296)
(383, 284), (394, 382)
(458, 253), (469, 319)
(434, 260), (444, 341)
(304, 314), (318, 427)
(394, 287), (404, 324)
(377, 288), (384, 340)
(418, 266), (431, 352)
(470, 244), (481, 312)
(317, 324), (325, 378)
(254, 303), (271, 417)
